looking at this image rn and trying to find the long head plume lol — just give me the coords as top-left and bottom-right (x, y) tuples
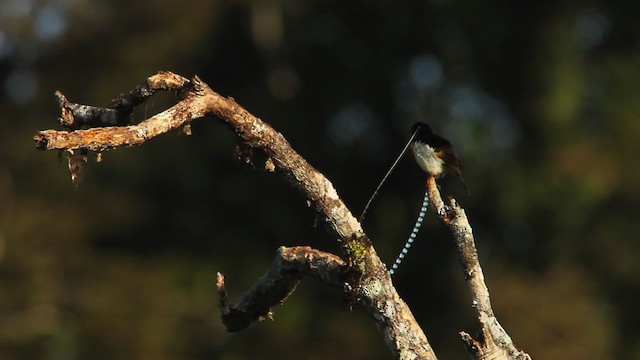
(359, 125), (422, 223)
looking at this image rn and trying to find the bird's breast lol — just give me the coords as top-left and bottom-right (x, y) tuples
(411, 142), (444, 176)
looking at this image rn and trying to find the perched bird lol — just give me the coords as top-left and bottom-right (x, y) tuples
(409, 122), (469, 195)
(359, 122), (468, 223)
(359, 122), (469, 275)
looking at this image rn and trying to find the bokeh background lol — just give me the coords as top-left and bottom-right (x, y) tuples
(1, 0), (639, 359)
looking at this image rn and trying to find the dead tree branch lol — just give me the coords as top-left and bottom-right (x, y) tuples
(34, 71), (529, 360)
(426, 176), (531, 360)
(217, 246), (344, 332)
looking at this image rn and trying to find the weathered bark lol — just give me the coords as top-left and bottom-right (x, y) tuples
(34, 71), (529, 360)
(426, 176), (530, 359)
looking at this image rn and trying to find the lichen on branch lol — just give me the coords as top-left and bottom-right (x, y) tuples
(34, 71), (528, 360)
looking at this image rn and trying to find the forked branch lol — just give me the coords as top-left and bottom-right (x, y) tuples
(34, 71), (529, 360)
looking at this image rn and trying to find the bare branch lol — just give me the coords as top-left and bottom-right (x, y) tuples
(426, 176), (531, 360)
(34, 74), (205, 151)
(217, 246), (344, 332)
(54, 71), (190, 129)
(35, 72), (531, 360)
(34, 72), (438, 360)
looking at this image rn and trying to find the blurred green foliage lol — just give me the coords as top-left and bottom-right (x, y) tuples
(1, 0), (639, 359)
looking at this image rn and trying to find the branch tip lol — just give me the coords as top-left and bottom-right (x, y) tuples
(54, 91), (76, 128)
(33, 133), (49, 150)
(216, 272), (227, 304)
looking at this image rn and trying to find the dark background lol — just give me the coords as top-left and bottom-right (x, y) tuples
(1, 0), (639, 359)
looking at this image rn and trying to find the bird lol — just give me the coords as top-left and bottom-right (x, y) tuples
(359, 122), (468, 223)
(358, 122), (469, 275)
(409, 122), (469, 195)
